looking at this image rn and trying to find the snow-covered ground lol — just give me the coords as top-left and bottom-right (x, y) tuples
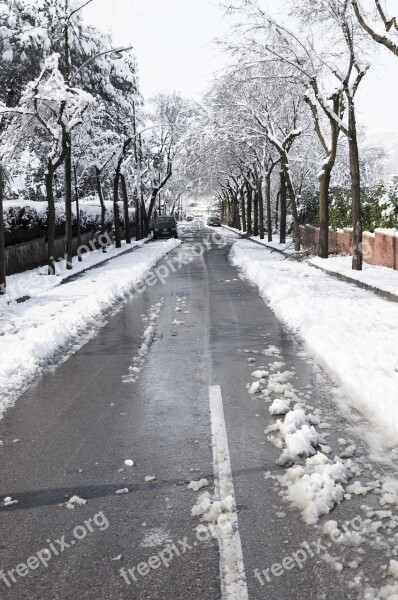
(250, 236), (297, 254)
(3, 238), (148, 301)
(223, 225), (398, 297)
(0, 238), (180, 417)
(221, 225), (297, 253)
(309, 256), (398, 298)
(230, 240), (398, 446)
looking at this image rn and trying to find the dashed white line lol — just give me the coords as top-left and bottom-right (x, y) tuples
(209, 385), (249, 600)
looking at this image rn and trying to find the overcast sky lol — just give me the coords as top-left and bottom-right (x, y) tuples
(84, 0), (397, 138)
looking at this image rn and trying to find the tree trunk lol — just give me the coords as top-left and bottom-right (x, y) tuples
(284, 168), (301, 251)
(73, 165), (82, 261)
(246, 183), (252, 236)
(234, 192), (241, 230)
(258, 182), (264, 240)
(45, 161), (56, 275)
(0, 167), (6, 294)
(134, 190), (141, 241)
(253, 189), (259, 237)
(240, 186), (247, 232)
(279, 171), (287, 244)
(121, 174), (131, 244)
(348, 97), (363, 271)
(319, 168), (331, 258)
(113, 169), (122, 248)
(95, 167), (107, 253)
(266, 173), (272, 242)
(141, 200), (149, 237)
(318, 94), (339, 259)
(64, 132), (73, 269)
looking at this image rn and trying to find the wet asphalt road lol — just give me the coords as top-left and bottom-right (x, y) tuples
(0, 221), (390, 599)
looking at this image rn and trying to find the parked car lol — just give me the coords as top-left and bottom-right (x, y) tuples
(207, 216), (221, 227)
(186, 215), (194, 222)
(152, 216), (178, 239)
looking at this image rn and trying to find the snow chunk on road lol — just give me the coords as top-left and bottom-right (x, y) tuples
(191, 491), (234, 522)
(346, 481), (369, 496)
(266, 405), (322, 465)
(269, 398), (291, 416)
(365, 582), (398, 598)
(279, 424), (320, 466)
(251, 370), (269, 379)
(322, 520), (339, 536)
(3, 496), (18, 507)
(380, 479), (398, 506)
(263, 345), (281, 356)
(66, 495), (87, 509)
(191, 491), (212, 516)
(188, 479), (209, 492)
(270, 361), (286, 371)
(279, 453), (349, 524)
(389, 560), (398, 579)
(247, 382), (261, 395)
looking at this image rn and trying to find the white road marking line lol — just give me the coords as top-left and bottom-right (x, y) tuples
(209, 385), (249, 600)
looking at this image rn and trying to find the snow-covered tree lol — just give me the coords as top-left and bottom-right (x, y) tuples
(351, 0), (398, 56)
(1, 53), (93, 272)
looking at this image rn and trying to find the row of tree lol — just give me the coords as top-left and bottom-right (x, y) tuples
(0, 0), (194, 292)
(1, 0), (396, 293)
(184, 0), (398, 271)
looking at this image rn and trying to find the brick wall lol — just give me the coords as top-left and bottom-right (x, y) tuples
(300, 225), (398, 270)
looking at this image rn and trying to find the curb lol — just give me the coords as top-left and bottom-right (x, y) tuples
(11, 237), (153, 305)
(222, 225), (398, 304)
(221, 225), (293, 255)
(308, 262), (398, 304)
(60, 237), (152, 285)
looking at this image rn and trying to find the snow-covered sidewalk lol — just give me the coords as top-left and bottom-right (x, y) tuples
(221, 224), (295, 251)
(223, 225), (398, 300)
(2, 238), (149, 301)
(230, 240), (398, 446)
(309, 255), (398, 300)
(0, 238), (179, 417)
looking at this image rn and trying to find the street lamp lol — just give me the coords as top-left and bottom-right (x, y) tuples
(63, 36), (134, 269)
(0, 168), (5, 294)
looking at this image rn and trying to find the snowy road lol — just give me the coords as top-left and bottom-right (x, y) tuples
(1, 222), (398, 599)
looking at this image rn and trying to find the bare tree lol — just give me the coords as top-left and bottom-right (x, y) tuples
(351, 0), (398, 55)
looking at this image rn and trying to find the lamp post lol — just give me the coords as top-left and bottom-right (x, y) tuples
(63, 0), (133, 268)
(0, 167), (5, 294)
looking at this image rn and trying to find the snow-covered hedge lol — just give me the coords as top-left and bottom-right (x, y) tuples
(3, 198), (134, 234)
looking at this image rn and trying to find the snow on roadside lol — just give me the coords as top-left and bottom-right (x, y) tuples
(2, 238), (148, 301)
(0, 239), (180, 417)
(309, 255), (398, 298)
(230, 240), (398, 446)
(249, 363), (352, 524)
(244, 315), (398, 592)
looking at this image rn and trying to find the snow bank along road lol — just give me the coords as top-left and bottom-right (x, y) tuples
(1, 221), (398, 599)
(0, 238), (179, 416)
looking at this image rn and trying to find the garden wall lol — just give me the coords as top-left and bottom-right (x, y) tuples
(5, 230), (107, 275)
(300, 225), (398, 270)
(5, 226), (135, 275)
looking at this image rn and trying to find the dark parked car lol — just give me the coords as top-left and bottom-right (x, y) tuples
(152, 216), (178, 239)
(207, 216), (221, 227)
(186, 215), (194, 222)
